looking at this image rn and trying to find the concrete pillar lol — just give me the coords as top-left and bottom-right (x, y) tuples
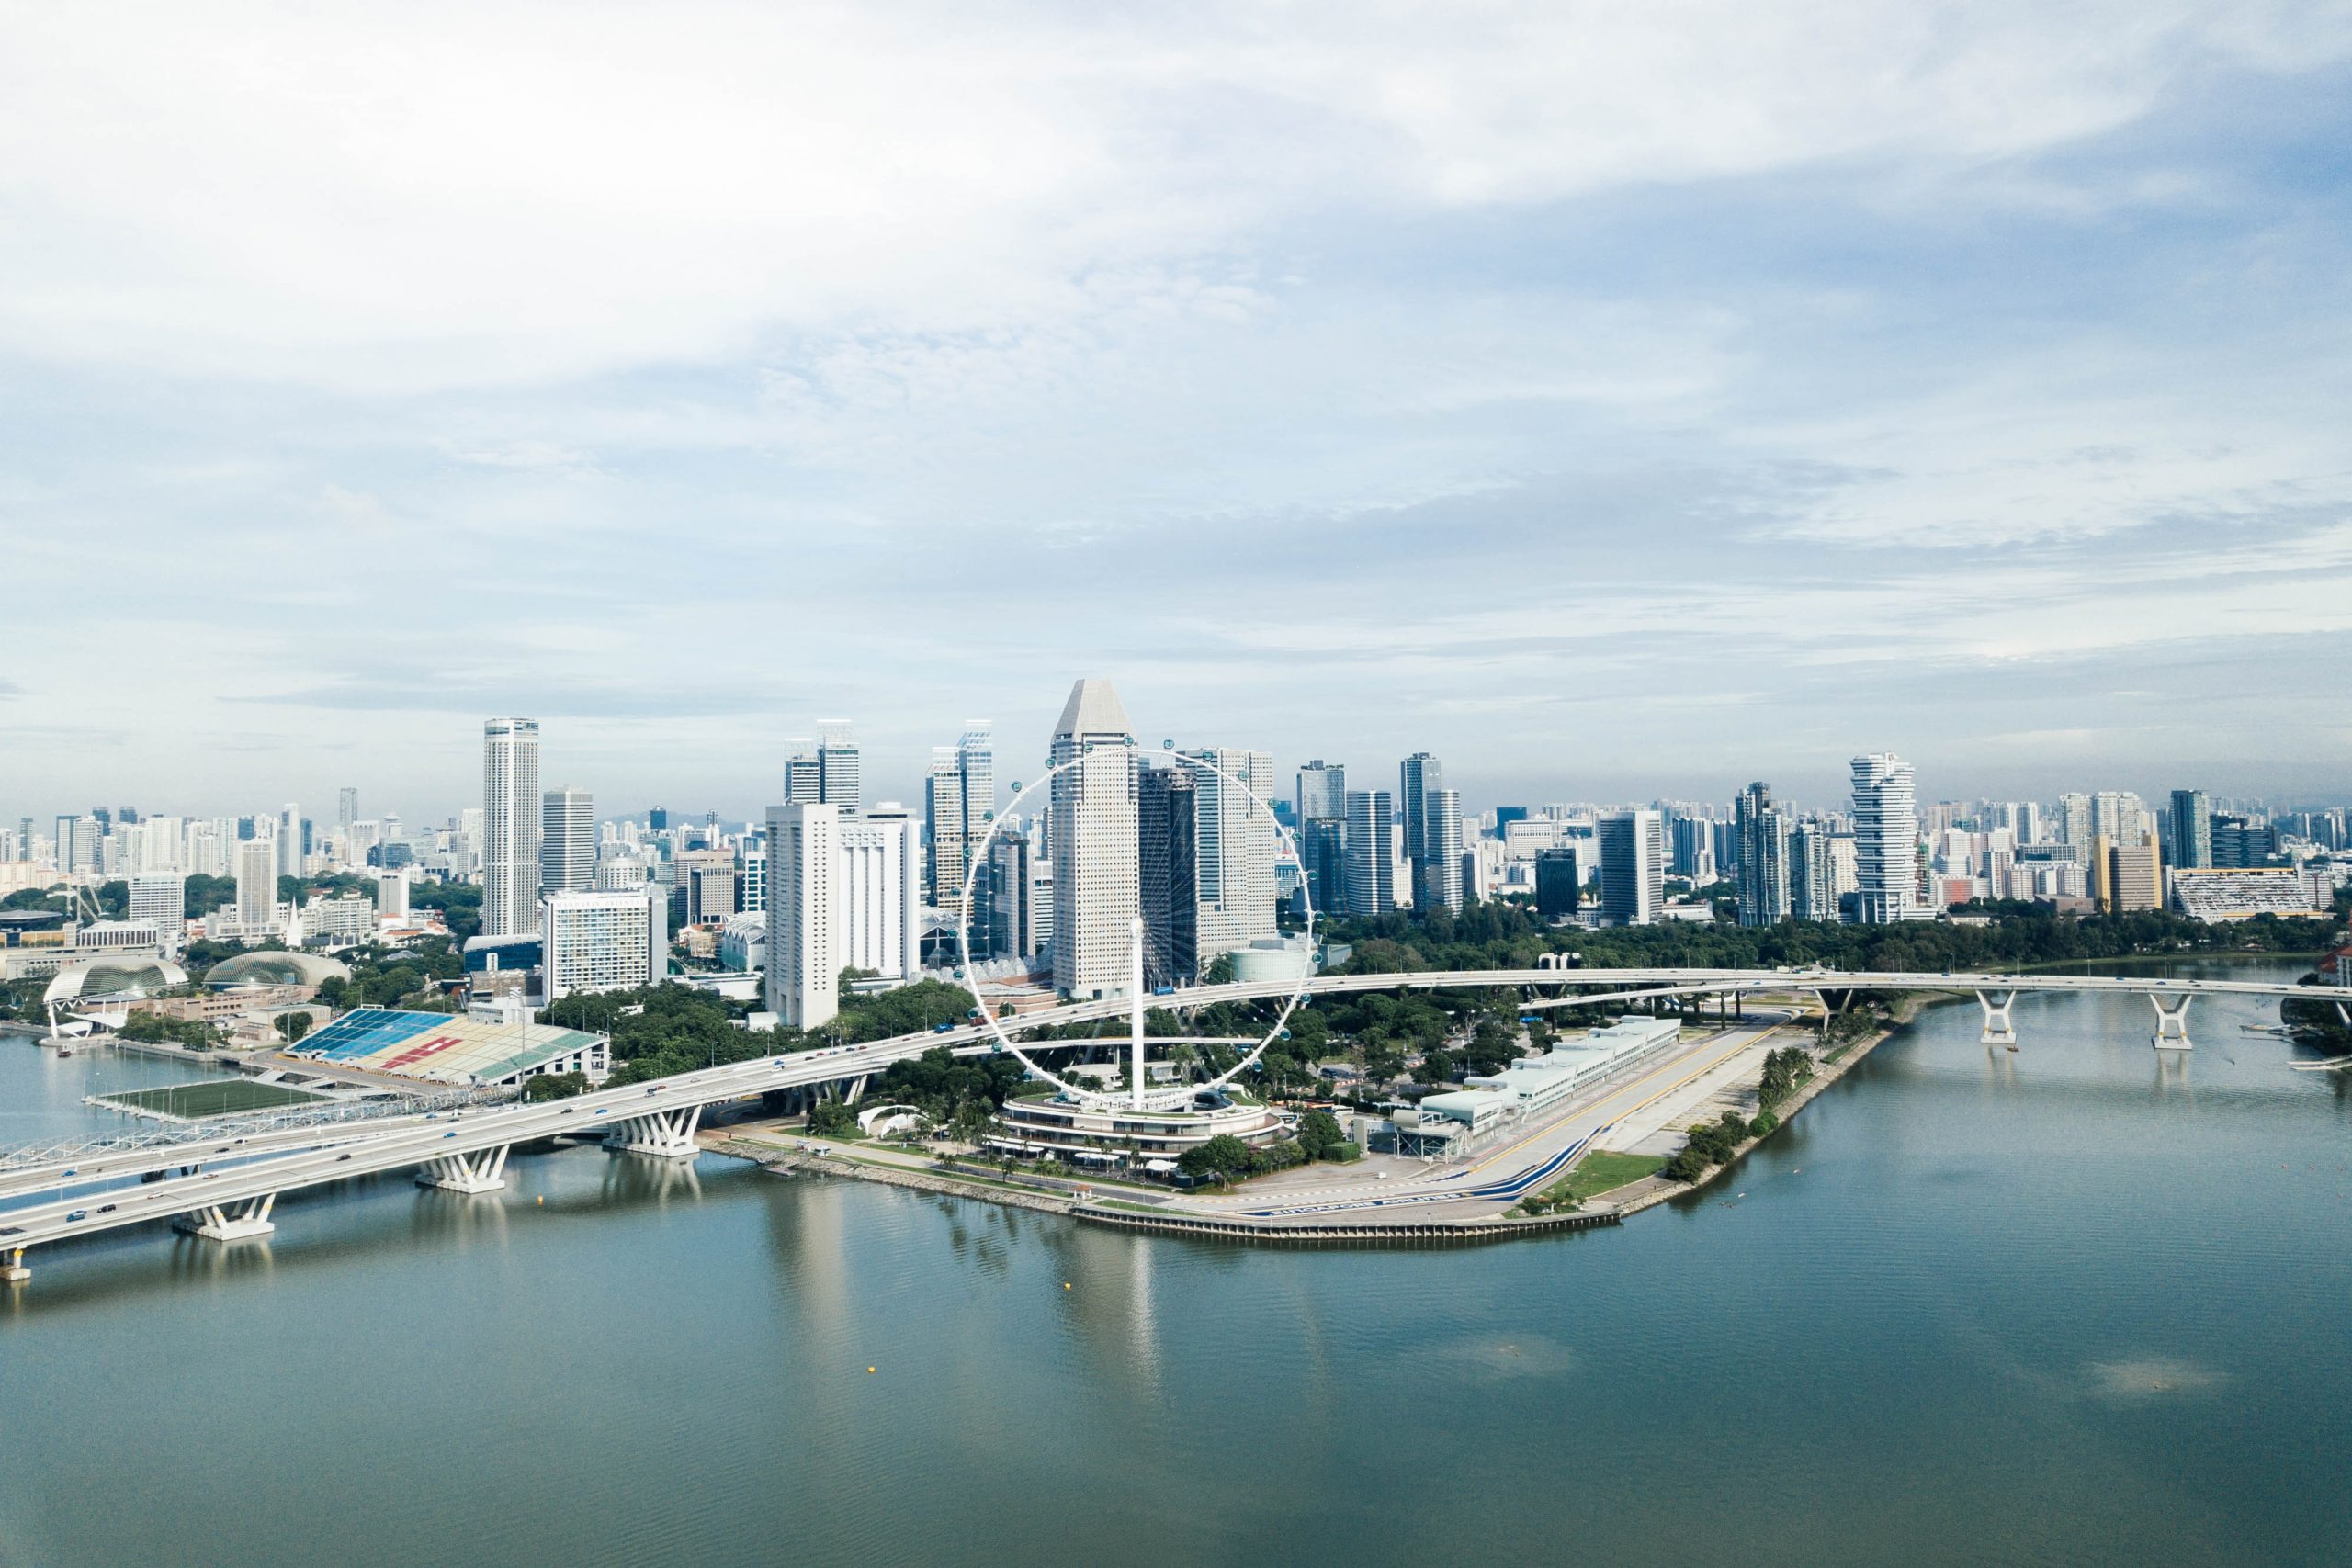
(2, 1247), (28, 1284)
(1976, 989), (2018, 1047)
(2150, 993), (2194, 1051)
(174, 1193), (277, 1242)
(417, 1144), (510, 1193)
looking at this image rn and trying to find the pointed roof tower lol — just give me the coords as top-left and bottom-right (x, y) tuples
(1054, 678), (1132, 741)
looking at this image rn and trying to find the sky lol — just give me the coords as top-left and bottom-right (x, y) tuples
(2, 1), (2349, 822)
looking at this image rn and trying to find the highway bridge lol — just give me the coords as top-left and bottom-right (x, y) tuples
(4, 964), (2336, 1281)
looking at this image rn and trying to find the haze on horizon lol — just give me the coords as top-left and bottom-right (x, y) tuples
(2, 2), (2348, 819)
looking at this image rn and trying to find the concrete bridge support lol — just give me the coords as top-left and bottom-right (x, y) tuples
(2150, 994), (2195, 1051)
(174, 1193), (277, 1242)
(609, 1104), (703, 1159)
(417, 1144), (510, 1193)
(1977, 989), (2018, 1047)
(2, 1247), (28, 1283)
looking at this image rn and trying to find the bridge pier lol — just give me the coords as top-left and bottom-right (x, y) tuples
(1976, 989), (2018, 1047)
(417, 1144), (509, 1194)
(2150, 994), (2195, 1051)
(174, 1193), (277, 1242)
(2, 1247), (28, 1283)
(608, 1104), (703, 1159)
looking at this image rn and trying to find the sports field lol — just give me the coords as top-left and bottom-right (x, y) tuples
(95, 1080), (331, 1119)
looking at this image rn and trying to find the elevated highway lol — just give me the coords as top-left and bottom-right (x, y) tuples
(4, 964), (2334, 1280)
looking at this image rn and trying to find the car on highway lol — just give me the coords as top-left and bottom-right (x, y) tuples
(96, 1203), (116, 1214)
(66, 1210), (87, 1223)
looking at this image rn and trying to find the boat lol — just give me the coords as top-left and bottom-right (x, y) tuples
(2288, 1055), (2352, 1073)
(2241, 1024), (2288, 1036)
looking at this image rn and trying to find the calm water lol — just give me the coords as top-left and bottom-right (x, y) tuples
(3, 964), (2349, 1568)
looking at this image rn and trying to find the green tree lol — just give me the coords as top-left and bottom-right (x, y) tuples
(1178, 1134), (1256, 1181)
(523, 1072), (591, 1101)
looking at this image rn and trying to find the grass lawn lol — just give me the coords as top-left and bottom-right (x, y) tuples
(97, 1079), (330, 1118)
(1539, 1149), (1666, 1205)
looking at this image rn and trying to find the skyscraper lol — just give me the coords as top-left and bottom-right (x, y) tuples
(840, 804), (921, 982)
(1187, 747), (1279, 962)
(128, 874), (184, 954)
(1790, 818), (1838, 921)
(2169, 789), (2213, 870)
(1137, 763), (1199, 987)
(1850, 752), (1920, 923)
(781, 741), (820, 806)
(481, 717), (542, 938)
(1735, 782), (1792, 926)
(1399, 752), (1442, 908)
(279, 802), (301, 876)
(1049, 679), (1139, 1000)
(1598, 808), (1664, 926)
(337, 787), (358, 838)
(1343, 789), (1395, 918)
(923, 723), (997, 908)
(1295, 761), (1347, 918)
(235, 836), (277, 934)
(540, 888), (665, 1002)
(1534, 847), (1581, 919)
(766, 801), (841, 1028)
(1422, 786), (1465, 913)
(817, 721), (861, 810)
(539, 786), (595, 895)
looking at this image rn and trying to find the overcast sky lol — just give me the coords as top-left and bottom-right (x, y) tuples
(2, 2), (2348, 822)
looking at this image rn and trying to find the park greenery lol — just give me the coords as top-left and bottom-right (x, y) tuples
(523, 1071), (593, 1101)
(537, 978), (981, 1086)
(114, 1010), (226, 1050)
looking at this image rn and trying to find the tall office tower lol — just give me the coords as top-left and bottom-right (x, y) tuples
(2089, 791), (2144, 850)
(1734, 783), (1792, 926)
(647, 806), (670, 832)
(481, 716), (543, 937)
(1343, 789), (1396, 918)
(2169, 789), (2214, 870)
(1422, 786), (1466, 913)
(2091, 834), (2164, 912)
(683, 856), (738, 927)
(735, 839), (767, 914)
(540, 888), (664, 1002)
(128, 874), (185, 954)
(1048, 679), (1139, 1000)
(986, 832), (1050, 962)
(925, 747), (967, 907)
(338, 787), (358, 836)
(538, 786), (595, 895)
(766, 801), (842, 1027)
(53, 814), (82, 873)
(235, 837), (277, 934)
(1849, 753), (1922, 923)
(1534, 847), (1582, 919)
(1398, 752), (1442, 908)
(1789, 818), (1838, 921)
(2057, 793), (2093, 863)
(1668, 809), (1717, 885)
(781, 741), (820, 806)
(1137, 764), (1199, 987)
(1187, 747), (1279, 960)
(277, 803), (301, 875)
(1598, 808), (1665, 927)
(957, 720), (994, 868)
(1295, 761), (1347, 916)
(842, 803), (921, 978)
(376, 870), (409, 918)
(817, 721), (861, 810)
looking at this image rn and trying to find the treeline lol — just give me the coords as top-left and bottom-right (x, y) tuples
(1319, 901), (2344, 977)
(314, 940), (465, 1010)
(538, 978), (980, 1086)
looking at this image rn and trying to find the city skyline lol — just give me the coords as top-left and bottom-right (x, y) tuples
(2, 8), (2347, 811)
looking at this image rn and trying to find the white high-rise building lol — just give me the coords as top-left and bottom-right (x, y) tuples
(235, 837), (277, 934)
(842, 805), (922, 981)
(539, 785), (595, 895)
(1850, 752), (1922, 923)
(279, 803), (302, 875)
(1599, 808), (1665, 926)
(782, 740), (820, 806)
(1344, 789), (1396, 918)
(1049, 679), (1139, 1000)
(1423, 786), (1466, 913)
(128, 874), (184, 954)
(376, 871), (409, 919)
(817, 721), (861, 811)
(767, 801), (842, 1028)
(541, 888), (665, 1001)
(1186, 747), (1279, 964)
(481, 717), (542, 937)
